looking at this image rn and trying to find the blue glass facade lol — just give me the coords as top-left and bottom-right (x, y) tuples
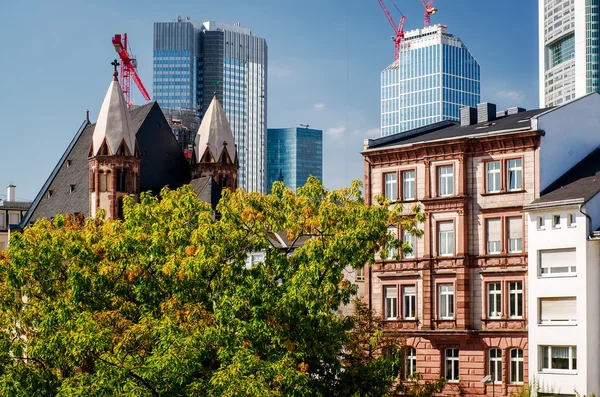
(153, 20), (267, 193)
(381, 25), (480, 137)
(266, 128), (323, 193)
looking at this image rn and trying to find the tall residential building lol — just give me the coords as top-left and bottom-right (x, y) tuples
(539, 0), (600, 107)
(266, 127), (322, 193)
(380, 24), (480, 137)
(153, 18), (268, 193)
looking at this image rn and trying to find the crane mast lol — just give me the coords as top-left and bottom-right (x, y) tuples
(376, 0), (406, 61)
(112, 33), (151, 109)
(421, 0), (438, 28)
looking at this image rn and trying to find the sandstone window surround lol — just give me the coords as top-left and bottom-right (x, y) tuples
(482, 278), (525, 321)
(482, 156), (525, 195)
(437, 220), (455, 257)
(438, 283), (455, 320)
(482, 215), (524, 256)
(489, 348), (503, 383)
(381, 168), (418, 203)
(510, 349), (524, 384)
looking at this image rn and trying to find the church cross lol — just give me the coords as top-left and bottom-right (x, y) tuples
(111, 59), (120, 72)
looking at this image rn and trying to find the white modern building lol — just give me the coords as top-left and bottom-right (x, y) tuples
(0, 185), (30, 250)
(525, 148), (600, 395)
(539, 0), (600, 107)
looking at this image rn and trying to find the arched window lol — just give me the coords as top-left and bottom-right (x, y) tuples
(489, 348), (502, 383)
(117, 198), (124, 219)
(405, 347), (417, 379)
(99, 171), (106, 192)
(509, 349), (524, 384)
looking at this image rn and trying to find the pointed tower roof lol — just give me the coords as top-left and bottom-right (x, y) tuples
(91, 70), (137, 156)
(195, 96), (237, 163)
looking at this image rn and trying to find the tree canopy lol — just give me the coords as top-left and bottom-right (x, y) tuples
(0, 177), (427, 396)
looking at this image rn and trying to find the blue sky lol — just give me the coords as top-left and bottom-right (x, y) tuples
(0, 0), (538, 201)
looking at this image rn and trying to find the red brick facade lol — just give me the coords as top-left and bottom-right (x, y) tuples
(363, 132), (539, 395)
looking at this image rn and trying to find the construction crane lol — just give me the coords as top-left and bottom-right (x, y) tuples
(421, 0), (438, 28)
(376, 0), (406, 61)
(112, 33), (151, 109)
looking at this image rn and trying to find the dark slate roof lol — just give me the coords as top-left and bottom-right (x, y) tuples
(22, 102), (192, 226)
(364, 108), (548, 151)
(189, 176), (222, 209)
(531, 147), (600, 204)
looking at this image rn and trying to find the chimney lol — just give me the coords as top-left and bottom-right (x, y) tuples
(460, 106), (477, 126)
(477, 102), (497, 124)
(507, 107), (526, 115)
(496, 110), (507, 118)
(86, 109), (90, 122)
(7, 184), (15, 202)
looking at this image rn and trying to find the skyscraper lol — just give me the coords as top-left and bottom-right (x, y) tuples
(539, 0), (600, 107)
(380, 24), (480, 137)
(266, 127), (323, 193)
(153, 18), (268, 193)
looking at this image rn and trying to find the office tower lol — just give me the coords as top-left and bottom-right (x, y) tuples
(380, 24), (480, 137)
(266, 127), (323, 193)
(153, 17), (268, 193)
(539, 0), (600, 107)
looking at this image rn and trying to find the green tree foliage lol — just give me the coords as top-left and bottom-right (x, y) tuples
(0, 177), (427, 396)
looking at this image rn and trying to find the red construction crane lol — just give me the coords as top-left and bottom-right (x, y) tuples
(377, 0), (406, 61)
(112, 33), (150, 109)
(421, 0), (438, 28)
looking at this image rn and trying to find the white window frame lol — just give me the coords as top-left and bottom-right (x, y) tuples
(402, 285), (416, 320)
(487, 282), (502, 319)
(0, 213), (5, 229)
(402, 170), (415, 201)
(486, 161), (501, 193)
(539, 249), (576, 276)
(489, 348), (502, 384)
(507, 217), (523, 254)
(355, 266), (365, 282)
(438, 284), (455, 320)
(384, 172), (397, 201)
(510, 349), (524, 384)
(438, 165), (454, 197)
(537, 216), (546, 230)
(445, 348), (460, 382)
(403, 230), (416, 259)
(539, 346), (577, 372)
(507, 158), (522, 191)
(405, 347), (417, 379)
(508, 281), (523, 319)
(567, 213), (576, 227)
(486, 218), (502, 254)
(384, 285), (398, 320)
(438, 221), (454, 257)
(8, 213), (19, 226)
(552, 214), (561, 228)
(539, 297), (576, 324)
(387, 227), (398, 259)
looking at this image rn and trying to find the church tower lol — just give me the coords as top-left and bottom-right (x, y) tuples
(192, 95), (239, 191)
(89, 62), (141, 219)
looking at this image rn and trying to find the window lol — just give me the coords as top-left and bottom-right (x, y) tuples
(486, 161), (501, 193)
(384, 286), (398, 320)
(540, 346), (577, 371)
(486, 218), (501, 254)
(553, 215), (561, 228)
(438, 284), (454, 319)
(69, 185), (75, 194)
(438, 165), (454, 197)
(0, 213), (4, 229)
(539, 249), (576, 275)
(405, 347), (417, 379)
(403, 230), (416, 258)
(487, 282), (502, 318)
(384, 172), (397, 201)
(445, 348), (459, 381)
(8, 213), (19, 225)
(489, 348), (502, 383)
(537, 216), (546, 230)
(509, 281), (523, 318)
(438, 221), (454, 256)
(387, 227), (398, 259)
(507, 159), (522, 191)
(508, 217), (523, 253)
(402, 170), (415, 201)
(510, 349), (524, 384)
(567, 213), (576, 227)
(355, 266), (365, 282)
(403, 285), (416, 320)
(539, 297), (576, 324)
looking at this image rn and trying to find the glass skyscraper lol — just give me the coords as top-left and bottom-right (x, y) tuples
(266, 127), (323, 193)
(380, 24), (480, 137)
(539, 0), (600, 107)
(154, 18), (268, 193)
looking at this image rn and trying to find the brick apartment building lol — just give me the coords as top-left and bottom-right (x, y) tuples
(361, 93), (600, 395)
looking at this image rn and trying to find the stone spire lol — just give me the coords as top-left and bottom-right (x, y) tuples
(91, 62), (137, 156)
(195, 95), (238, 165)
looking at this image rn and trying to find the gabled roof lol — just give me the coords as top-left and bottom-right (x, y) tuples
(530, 147), (600, 205)
(21, 102), (191, 227)
(195, 96), (237, 164)
(92, 73), (137, 156)
(363, 108), (548, 152)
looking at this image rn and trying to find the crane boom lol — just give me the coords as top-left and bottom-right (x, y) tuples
(376, 0), (406, 61)
(112, 33), (151, 109)
(421, 0), (437, 28)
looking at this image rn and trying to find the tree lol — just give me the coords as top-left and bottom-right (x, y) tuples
(0, 177), (424, 396)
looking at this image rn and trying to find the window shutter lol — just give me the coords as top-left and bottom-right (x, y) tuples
(540, 249), (576, 268)
(540, 298), (576, 322)
(439, 221), (453, 233)
(487, 218), (501, 241)
(404, 285), (415, 295)
(385, 286), (397, 298)
(508, 217), (522, 239)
